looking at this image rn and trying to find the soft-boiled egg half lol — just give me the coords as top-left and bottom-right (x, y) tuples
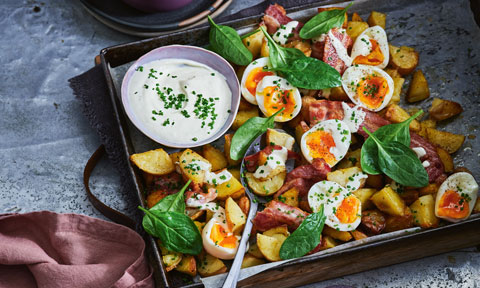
(342, 65), (394, 112)
(435, 172), (479, 223)
(256, 75), (302, 122)
(351, 26), (389, 69)
(202, 206), (240, 260)
(308, 180), (362, 231)
(301, 119), (351, 167)
(240, 57), (276, 105)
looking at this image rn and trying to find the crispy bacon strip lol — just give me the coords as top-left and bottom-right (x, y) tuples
(244, 145), (300, 173)
(285, 158), (331, 183)
(185, 187), (217, 207)
(311, 28), (353, 74)
(152, 173), (183, 192)
(252, 200), (309, 232)
(262, 4), (293, 34)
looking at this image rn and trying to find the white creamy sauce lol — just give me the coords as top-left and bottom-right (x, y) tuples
(412, 147), (427, 158)
(206, 169), (232, 186)
(422, 161), (431, 168)
(345, 172), (368, 192)
(273, 21), (299, 45)
(128, 59), (232, 143)
(328, 29), (353, 67)
(254, 147), (288, 178)
(341, 102), (366, 133)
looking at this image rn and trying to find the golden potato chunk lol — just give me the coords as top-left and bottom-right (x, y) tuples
(388, 44), (419, 76)
(284, 40), (312, 57)
(247, 242), (264, 259)
(418, 183), (439, 196)
(224, 134), (241, 166)
(353, 188), (377, 210)
(384, 104), (421, 132)
(245, 171), (286, 196)
(275, 187), (299, 207)
(225, 197), (246, 234)
(232, 109), (259, 130)
(346, 21), (369, 42)
(436, 147), (454, 173)
(429, 98), (463, 121)
(389, 77), (405, 105)
(260, 38), (269, 57)
(202, 144), (228, 172)
(370, 186), (406, 216)
(319, 235), (338, 251)
(337, 149), (361, 169)
(407, 70), (430, 103)
(179, 149), (210, 185)
(384, 207), (414, 232)
(263, 225), (290, 237)
(351, 12), (363, 22)
(242, 29), (264, 59)
(130, 149), (174, 175)
(367, 11), (386, 28)
(175, 255), (196, 276)
(257, 232), (287, 261)
(159, 245), (183, 272)
(384, 68), (400, 78)
(327, 166), (366, 189)
(426, 128), (465, 154)
(410, 195), (439, 228)
(209, 170), (245, 200)
(323, 226), (352, 242)
(266, 128), (295, 150)
(197, 253), (227, 277)
(147, 190), (168, 208)
(241, 254), (266, 268)
(350, 230), (368, 240)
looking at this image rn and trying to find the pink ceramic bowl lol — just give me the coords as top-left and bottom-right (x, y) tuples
(122, 0), (193, 12)
(121, 45), (241, 148)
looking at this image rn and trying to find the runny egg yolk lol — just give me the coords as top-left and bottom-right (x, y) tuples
(437, 190), (470, 219)
(261, 86), (296, 118)
(353, 39), (384, 66)
(210, 223), (237, 249)
(246, 67), (274, 96)
(335, 195), (360, 224)
(305, 130), (337, 166)
(357, 75), (389, 109)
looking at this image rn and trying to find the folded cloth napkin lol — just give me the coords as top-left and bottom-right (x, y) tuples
(0, 211), (154, 288)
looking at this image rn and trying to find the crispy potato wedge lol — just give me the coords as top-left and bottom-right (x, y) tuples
(275, 187), (299, 207)
(370, 186), (406, 216)
(266, 128), (295, 150)
(388, 44), (419, 76)
(197, 253), (227, 277)
(436, 147), (454, 173)
(263, 225), (290, 237)
(426, 128), (465, 154)
(384, 207), (414, 232)
(147, 190), (168, 208)
(337, 148), (362, 169)
(247, 242), (264, 259)
(418, 119), (437, 138)
(319, 235), (338, 251)
(353, 188), (377, 210)
(224, 134), (242, 166)
(242, 254), (266, 268)
(225, 197), (246, 234)
(260, 38), (269, 57)
(327, 166), (366, 189)
(350, 230), (368, 240)
(323, 226), (352, 242)
(175, 255), (197, 276)
(384, 68), (401, 78)
(285, 40), (312, 57)
(242, 29), (264, 59)
(389, 77), (405, 105)
(410, 195), (439, 228)
(384, 104), (421, 132)
(159, 246), (183, 272)
(232, 109), (259, 130)
(245, 171), (286, 196)
(419, 183), (439, 196)
(294, 122), (309, 145)
(194, 221), (205, 233)
(130, 149), (175, 175)
(367, 11), (386, 28)
(351, 12), (363, 22)
(398, 189), (419, 206)
(209, 170), (245, 200)
(179, 149), (210, 184)
(202, 144), (228, 172)
(228, 167), (241, 181)
(257, 232), (287, 261)
(236, 196), (250, 216)
(187, 209), (205, 221)
(169, 151), (183, 165)
(429, 98), (463, 121)
(346, 21), (369, 42)
(407, 70), (430, 103)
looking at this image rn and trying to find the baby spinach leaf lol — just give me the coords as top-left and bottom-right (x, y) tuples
(299, 3), (353, 39)
(139, 207), (203, 255)
(230, 108), (284, 161)
(260, 26), (305, 69)
(208, 16), (252, 66)
(279, 204), (326, 260)
(149, 180), (191, 214)
(363, 128), (429, 187)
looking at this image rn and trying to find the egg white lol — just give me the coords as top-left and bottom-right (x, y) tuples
(308, 180), (346, 213)
(240, 57), (274, 105)
(351, 26), (389, 69)
(202, 207), (240, 260)
(324, 191), (362, 231)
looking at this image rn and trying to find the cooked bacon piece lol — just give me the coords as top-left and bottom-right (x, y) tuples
(410, 133), (446, 184)
(262, 4), (293, 34)
(185, 186), (217, 208)
(274, 177), (312, 198)
(311, 41), (326, 60)
(356, 110), (391, 138)
(286, 158), (331, 182)
(244, 145), (300, 173)
(152, 173), (183, 192)
(253, 200), (309, 232)
(323, 28), (353, 74)
(309, 100), (345, 126)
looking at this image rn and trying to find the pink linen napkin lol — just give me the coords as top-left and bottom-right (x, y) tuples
(0, 211), (154, 288)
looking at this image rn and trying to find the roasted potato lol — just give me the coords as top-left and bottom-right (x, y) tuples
(327, 166), (366, 189)
(319, 235), (338, 250)
(147, 190), (168, 208)
(225, 197), (246, 234)
(266, 128), (295, 150)
(384, 207), (414, 232)
(242, 29), (264, 59)
(398, 189), (419, 206)
(337, 148), (362, 169)
(175, 255), (196, 276)
(187, 209), (205, 221)
(406, 70), (430, 103)
(388, 44), (419, 76)
(384, 104), (421, 132)
(197, 253), (227, 277)
(294, 122), (310, 144)
(232, 109), (259, 130)
(257, 231), (287, 261)
(202, 144), (228, 172)
(351, 12), (363, 22)
(346, 21), (369, 42)
(284, 40), (312, 57)
(260, 38), (269, 57)
(194, 221), (205, 233)
(353, 188), (377, 210)
(263, 225), (290, 237)
(209, 171), (245, 200)
(350, 230), (368, 240)
(429, 98), (463, 121)
(436, 147), (454, 173)
(224, 134), (242, 166)
(426, 128), (465, 154)
(323, 226), (353, 242)
(130, 149), (175, 175)
(384, 68), (401, 78)
(242, 254), (266, 268)
(367, 11), (386, 28)
(410, 195), (439, 228)
(275, 187), (299, 207)
(228, 167), (241, 181)
(389, 77), (405, 105)
(245, 171), (286, 196)
(179, 149), (210, 184)
(159, 245), (183, 272)
(169, 151), (183, 165)
(418, 183), (439, 196)
(247, 242), (264, 259)
(370, 186), (407, 216)
(418, 119), (437, 138)
(236, 196), (250, 216)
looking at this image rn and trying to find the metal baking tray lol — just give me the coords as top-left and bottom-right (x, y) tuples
(98, 0), (480, 287)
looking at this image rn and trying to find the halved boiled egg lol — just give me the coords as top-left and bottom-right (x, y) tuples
(240, 57), (276, 104)
(256, 75), (302, 122)
(435, 172), (478, 223)
(342, 65), (394, 112)
(300, 119), (351, 167)
(202, 207), (240, 260)
(351, 26), (389, 69)
(308, 180), (345, 213)
(324, 191), (362, 231)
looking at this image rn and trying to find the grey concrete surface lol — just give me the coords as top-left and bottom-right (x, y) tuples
(0, 0), (478, 287)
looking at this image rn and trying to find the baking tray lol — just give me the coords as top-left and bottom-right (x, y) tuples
(98, 0), (480, 287)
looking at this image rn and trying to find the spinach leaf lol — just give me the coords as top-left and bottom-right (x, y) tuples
(260, 26), (305, 69)
(208, 16), (252, 66)
(139, 207), (203, 255)
(279, 205), (326, 260)
(273, 57), (342, 89)
(230, 108), (284, 161)
(361, 110), (423, 175)
(363, 127), (429, 187)
(299, 3), (353, 39)
(149, 180), (191, 213)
